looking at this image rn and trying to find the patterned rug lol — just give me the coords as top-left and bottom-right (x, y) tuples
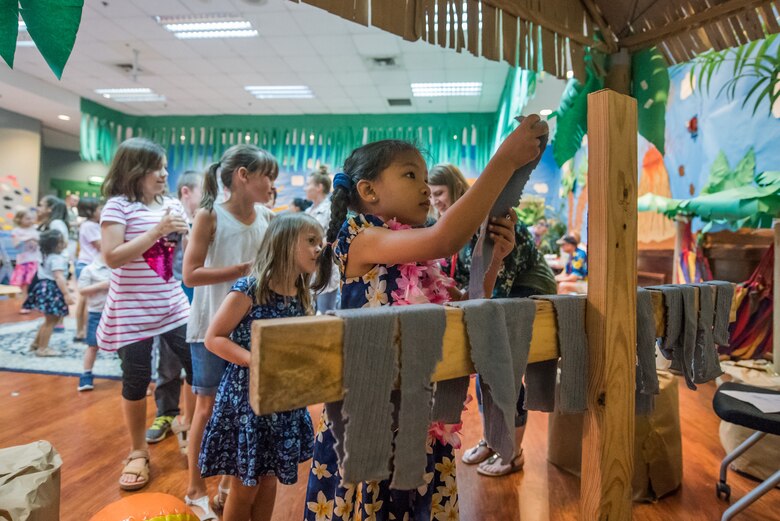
(0, 317), (121, 378)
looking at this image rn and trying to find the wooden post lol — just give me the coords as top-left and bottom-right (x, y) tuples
(773, 219), (780, 375)
(581, 89), (638, 520)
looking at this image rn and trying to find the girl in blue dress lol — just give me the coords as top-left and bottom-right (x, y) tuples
(304, 115), (547, 521)
(200, 212), (330, 521)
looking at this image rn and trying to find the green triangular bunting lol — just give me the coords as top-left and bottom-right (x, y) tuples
(0, 0), (19, 69)
(19, 0), (84, 79)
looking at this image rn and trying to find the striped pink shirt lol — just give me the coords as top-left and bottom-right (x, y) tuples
(97, 196), (190, 351)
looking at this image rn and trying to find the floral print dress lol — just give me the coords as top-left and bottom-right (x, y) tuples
(199, 277), (314, 486)
(304, 214), (462, 521)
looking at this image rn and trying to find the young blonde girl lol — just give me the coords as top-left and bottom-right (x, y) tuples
(304, 115), (547, 520)
(182, 144), (278, 517)
(10, 209), (40, 308)
(99, 137), (194, 492)
(22, 229), (73, 356)
(199, 213), (328, 521)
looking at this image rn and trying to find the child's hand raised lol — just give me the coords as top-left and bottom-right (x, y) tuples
(494, 114), (549, 169)
(154, 207), (189, 239)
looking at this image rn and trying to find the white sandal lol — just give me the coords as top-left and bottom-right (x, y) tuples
(461, 439), (495, 465)
(184, 494), (218, 521)
(476, 450), (525, 477)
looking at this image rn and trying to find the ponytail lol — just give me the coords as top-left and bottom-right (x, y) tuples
(315, 184), (351, 289)
(200, 161), (221, 211)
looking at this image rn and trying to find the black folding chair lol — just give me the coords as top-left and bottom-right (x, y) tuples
(712, 382), (780, 520)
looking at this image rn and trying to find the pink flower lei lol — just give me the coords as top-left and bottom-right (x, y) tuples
(385, 218), (456, 307)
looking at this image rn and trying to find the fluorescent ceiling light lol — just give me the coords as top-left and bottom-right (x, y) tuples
(95, 88), (165, 103)
(165, 21), (251, 32)
(155, 13), (257, 40)
(244, 86), (314, 99)
(566, 70), (574, 79)
(174, 29), (257, 39)
(57, 114), (71, 121)
(411, 82), (482, 97)
(16, 40), (35, 47)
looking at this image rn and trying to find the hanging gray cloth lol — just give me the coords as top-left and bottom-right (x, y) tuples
(468, 121), (548, 299)
(431, 376), (470, 423)
(391, 305), (447, 490)
(523, 359), (558, 412)
(645, 285), (681, 361)
(327, 306), (398, 483)
(636, 288), (659, 415)
(687, 283), (723, 384)
(530, 294), (588, 413)
(449, 299), (517, 459)
(706, 280), (734, 346)
(492, 298), (536, 397)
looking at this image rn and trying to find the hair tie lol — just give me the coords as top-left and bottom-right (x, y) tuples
(333, 172), (353, 191)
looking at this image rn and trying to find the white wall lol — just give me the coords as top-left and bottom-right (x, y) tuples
(0, 107), (41, 207)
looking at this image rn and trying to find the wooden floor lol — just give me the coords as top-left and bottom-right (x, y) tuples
(0, 300), (778, 520)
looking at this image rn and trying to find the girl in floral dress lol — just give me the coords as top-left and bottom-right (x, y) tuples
(200, 213), (330, 521)
(304, 115), (547, 521)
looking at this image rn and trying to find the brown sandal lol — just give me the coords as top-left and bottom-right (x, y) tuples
(119, 449), (150, 491)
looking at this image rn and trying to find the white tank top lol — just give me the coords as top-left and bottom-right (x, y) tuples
(186, 203), (274, 342)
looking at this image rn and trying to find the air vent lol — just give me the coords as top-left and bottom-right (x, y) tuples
(387, 98), (412, 106)
(368, 56), (399, 69)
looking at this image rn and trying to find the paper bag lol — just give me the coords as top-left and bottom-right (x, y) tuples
(0, 441), (62, 521)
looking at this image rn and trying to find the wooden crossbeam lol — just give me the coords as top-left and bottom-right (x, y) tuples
(249, 287), (733, 416)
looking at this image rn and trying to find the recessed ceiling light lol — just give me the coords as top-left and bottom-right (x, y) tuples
(539, 109), (553, 116)
(411, 82), (482, 97)
(566, 70), (574, 79)
(155, 14), (258, 39)
(95, 88), (165, 103)
(244, 86), (314, 99)
(57, 114), (71, 121)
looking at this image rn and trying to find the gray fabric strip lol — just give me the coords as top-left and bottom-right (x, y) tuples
(391, 305), (447, 490)
(636, 288), (660, 399)
(493, 298), (536, 398)
(675, 285), (698, 390)
(431, 377), (470, 423)
(449, 299), (517, 459)
(467, 128), (548, 299)
(531, 294), (588, 413)
(330, 307), (398, 483)
(707, 280), (734, 346)
(687, 284), (723, 384)
(523, 359), (558, 412)
(646, 285), (681, 362)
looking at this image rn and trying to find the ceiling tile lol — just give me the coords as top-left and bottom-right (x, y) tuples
(321, 54), (367, 73)
(351, 33), (402, 57)
(265, 35), (318, 56)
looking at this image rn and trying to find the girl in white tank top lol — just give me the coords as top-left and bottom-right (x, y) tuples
(181, 145), (279, 517)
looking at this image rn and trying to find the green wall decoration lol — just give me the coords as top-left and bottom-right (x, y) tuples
(632, 47), (669, 155)
(550, 53), (604, 167)
(0, 0), (84, 79)
(80, 98), (501, 174)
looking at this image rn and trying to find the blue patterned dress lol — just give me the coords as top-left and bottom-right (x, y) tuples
(304, 214), (461, 521)
(199, 277), (314, 486)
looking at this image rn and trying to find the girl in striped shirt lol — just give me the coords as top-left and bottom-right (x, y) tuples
(99, 137), (193, 492)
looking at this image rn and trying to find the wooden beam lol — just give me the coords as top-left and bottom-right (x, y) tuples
(579, 0), (620, 53)
(619, 0), (770, 51)
(581, 89), (637, 521)
(773, 219), (780, 375)
(248, 285), (736, 416)
(482, 0), (611, 53)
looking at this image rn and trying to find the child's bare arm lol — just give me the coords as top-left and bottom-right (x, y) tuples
(183, 209), (250, 287)
(53, 271), (73, 305)
(204, 291), (253, 367)
(79, 280), (109, 296)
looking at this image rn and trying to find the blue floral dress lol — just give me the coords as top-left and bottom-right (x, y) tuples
(304, 214), (461, 521)
(199, 277), (314, 486)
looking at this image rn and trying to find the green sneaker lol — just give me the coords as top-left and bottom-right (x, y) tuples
(145, 415), (174, 443)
